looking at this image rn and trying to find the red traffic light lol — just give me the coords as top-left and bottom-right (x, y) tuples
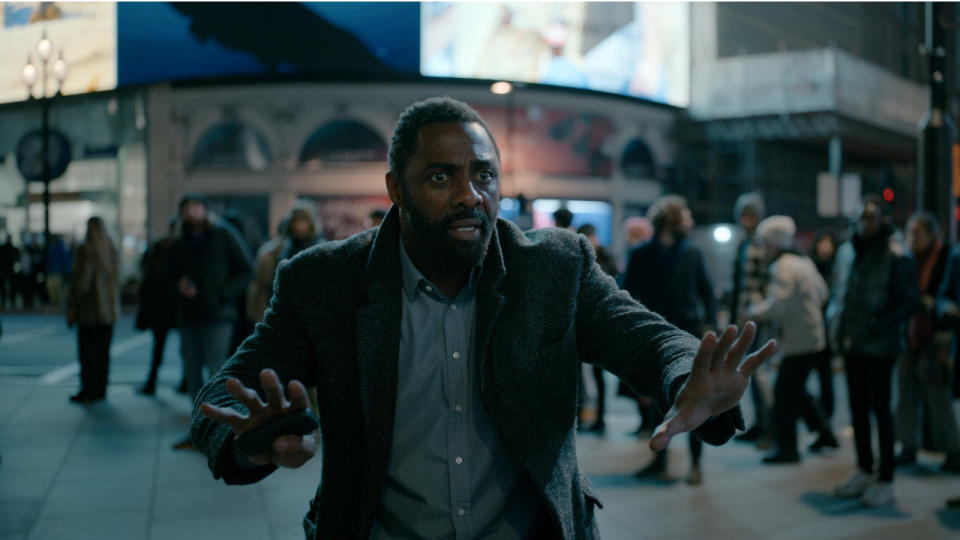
(882, 188), (894, 202)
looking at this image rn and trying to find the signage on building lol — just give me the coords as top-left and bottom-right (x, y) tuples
(816, 171), (861, 217)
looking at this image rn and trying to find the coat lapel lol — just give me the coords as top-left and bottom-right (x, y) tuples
(356, 207), (403, 525)
(475, 221), (508, 395)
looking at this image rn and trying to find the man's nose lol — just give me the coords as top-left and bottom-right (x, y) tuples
(452, 176), (482, 207)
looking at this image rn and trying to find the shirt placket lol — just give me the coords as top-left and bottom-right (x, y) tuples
(444, 295), (471, 538)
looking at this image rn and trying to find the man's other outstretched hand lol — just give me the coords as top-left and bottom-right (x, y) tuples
(650, 322), (776, 452)
(199, 368), (317, 468)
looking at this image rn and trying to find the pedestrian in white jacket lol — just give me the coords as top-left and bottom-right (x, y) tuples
(747, 216), (839, 464)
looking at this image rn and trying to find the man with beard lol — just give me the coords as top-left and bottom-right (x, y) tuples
(190, 97), (776, 539)
(168, 193), (253, 448)
(622, 195), (717, 485)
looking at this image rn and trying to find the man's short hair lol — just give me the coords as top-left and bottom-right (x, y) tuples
(179, 192), (208, 211)
(861, 193), (888, 216)
(734, 192), (765, 221)
(576, 223), (596, 237)
(647, 195), (688, 234)
(388, 97), (499, 184)
(554, 208), (574, 228)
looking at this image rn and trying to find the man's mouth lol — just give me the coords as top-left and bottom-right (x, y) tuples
(448, 219), (482, 241)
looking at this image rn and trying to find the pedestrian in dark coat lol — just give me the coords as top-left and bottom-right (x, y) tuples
(897, 211), (960, 472)
(0, 234), (18, 310)
(827, 195), (918, 508)
(937, 239), (960, 400)
(622, 194), (717, 485)
(136, 218), (180, 395)
(167, 194), (252, 449)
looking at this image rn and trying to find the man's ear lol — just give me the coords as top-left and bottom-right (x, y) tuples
(386, 171), (402, 208)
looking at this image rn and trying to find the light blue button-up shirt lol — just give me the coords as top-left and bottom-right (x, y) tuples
(369, 240), (540, 539)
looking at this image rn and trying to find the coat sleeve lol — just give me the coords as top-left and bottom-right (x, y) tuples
(574, 236), (743, 445)
(191, 257), (318, 485)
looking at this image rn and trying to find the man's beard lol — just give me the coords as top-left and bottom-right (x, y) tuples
(402, 189), (493, 271)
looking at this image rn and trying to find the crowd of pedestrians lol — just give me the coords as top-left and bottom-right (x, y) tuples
(45, 193), (332, 450)
(568, 191), (960, 510)
(0, 231), (72, 312)
(43, 185), (960, 505)
(14, 154), (957, 513)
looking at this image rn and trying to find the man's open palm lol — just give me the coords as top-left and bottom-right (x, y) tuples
(650, 322), (776, 451)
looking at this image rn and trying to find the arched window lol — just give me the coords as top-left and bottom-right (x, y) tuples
(621, 137), (657, 179)
(192, 121), (271, 171)
(299, 120), (387, 167)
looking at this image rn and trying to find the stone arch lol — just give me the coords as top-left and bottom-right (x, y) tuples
(192, 120), (272, 171)
(298, 119), (387, 168)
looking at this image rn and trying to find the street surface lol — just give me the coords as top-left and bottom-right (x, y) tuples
(1, 313), (959, 539)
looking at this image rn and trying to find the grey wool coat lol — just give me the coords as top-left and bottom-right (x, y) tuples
(191, 206), (743, 540)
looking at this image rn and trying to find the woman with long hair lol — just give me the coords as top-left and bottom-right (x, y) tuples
(66, 216), (119, 403)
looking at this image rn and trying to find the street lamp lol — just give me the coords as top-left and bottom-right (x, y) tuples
(21, 30), (68, 276)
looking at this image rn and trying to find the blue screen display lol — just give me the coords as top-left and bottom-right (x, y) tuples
(117, 2), (420, 87)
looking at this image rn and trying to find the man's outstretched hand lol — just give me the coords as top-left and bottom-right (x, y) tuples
(199, 368), (317, 468)
(650, 322), (776, 452)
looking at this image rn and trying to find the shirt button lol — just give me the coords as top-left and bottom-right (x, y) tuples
(455, 456), (463, 464)
(424, 285), (432, 292)
(455, 405), (462, 412)
(458, 508), (466, 516)
(452, 351), (460, 359)
(451, 304), (457, 310)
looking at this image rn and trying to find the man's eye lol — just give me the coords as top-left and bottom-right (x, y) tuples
(478, 169), (496, 182)
(430, 172), (449, 183)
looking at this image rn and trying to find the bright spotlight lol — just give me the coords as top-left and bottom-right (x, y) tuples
(490, 81), (514, 95)
(713, 225), (733, 243)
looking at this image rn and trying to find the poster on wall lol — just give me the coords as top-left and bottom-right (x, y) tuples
(312, 196), (392, 241)
(473, 104), (614, 178)
(422, 2), (689, 107)
(0, 2), (117, 104)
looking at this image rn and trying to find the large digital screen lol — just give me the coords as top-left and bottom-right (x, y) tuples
(117, 2), (419, 87)
(421, 2), (690, 107)
(1, 2), (117, 104)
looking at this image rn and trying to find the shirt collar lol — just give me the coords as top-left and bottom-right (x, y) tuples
(398, 237), (482, 301)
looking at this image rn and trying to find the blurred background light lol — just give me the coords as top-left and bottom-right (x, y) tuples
(713, 225), (733, 243)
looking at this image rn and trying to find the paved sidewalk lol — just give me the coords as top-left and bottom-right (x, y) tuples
(2, 314), (960, 539)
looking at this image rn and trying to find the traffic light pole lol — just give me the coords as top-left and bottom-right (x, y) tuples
(918, 2), (956, 243)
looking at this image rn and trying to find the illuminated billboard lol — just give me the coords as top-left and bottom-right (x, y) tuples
(422, 2), (690, 107)
(1, 2), (117, 104)
(117, 2), (419, 87)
